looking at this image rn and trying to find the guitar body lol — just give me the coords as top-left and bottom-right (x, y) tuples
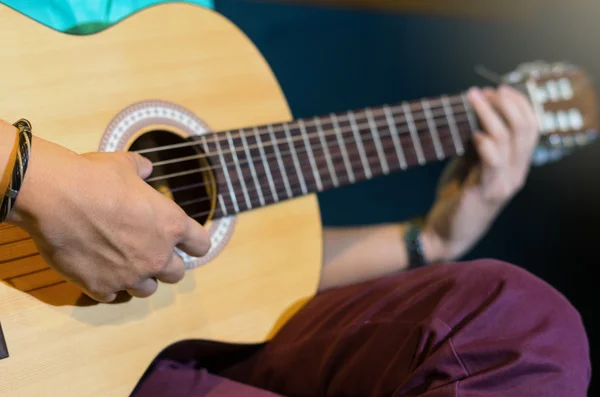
(0, 4), (322, 396)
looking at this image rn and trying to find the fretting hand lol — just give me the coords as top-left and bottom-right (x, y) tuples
(422, 85), (540, 262)
(3, 133), (211, 302)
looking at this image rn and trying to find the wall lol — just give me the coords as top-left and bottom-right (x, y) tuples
(216, 0), (600, 392)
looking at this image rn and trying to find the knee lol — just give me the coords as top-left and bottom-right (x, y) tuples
(445, 259), (586, 335)
(447, 258), (551, 291)
(440, 259), (591, 392)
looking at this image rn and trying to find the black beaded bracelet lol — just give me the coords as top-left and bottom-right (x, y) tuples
(404, 221), (427, 269)
(0, 119), (32, 223)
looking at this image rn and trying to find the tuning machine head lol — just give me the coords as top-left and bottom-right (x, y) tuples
(503, 61), (599, 165)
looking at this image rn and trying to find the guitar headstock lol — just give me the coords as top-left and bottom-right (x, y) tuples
(503, 61), (599, 165)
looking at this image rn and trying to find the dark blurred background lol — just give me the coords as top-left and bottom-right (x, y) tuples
(215, 0), (599, 393)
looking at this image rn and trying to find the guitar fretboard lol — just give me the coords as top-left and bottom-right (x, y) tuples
(199, 93), (479, 218)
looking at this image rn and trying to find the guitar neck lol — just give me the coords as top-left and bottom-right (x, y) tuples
(203, 92), (479, 217)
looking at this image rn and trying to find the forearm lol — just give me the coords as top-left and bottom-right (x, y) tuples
(319, 223), (442, 291)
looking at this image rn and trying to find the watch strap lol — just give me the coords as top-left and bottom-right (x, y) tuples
(404, 222), (427, 269)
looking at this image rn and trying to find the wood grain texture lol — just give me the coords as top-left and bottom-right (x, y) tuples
(0, 4), (322, 396)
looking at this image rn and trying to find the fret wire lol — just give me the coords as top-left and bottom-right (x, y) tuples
(267, 124), (293, 199)
(198, 135), (209, 153)
(402, 102), (426, 165)
(254, 126), (279, 202)
(461, 93), (479, 132)
(245, 154), (328, 202)
(218, 146), (423, 214)
(218, 193), (228, 217)
(330, 113), (355, 183)
(282, 123), (307, 195)
(383, 105), (408, 170)
(421, 99), (445, 160)
(366, 107), (390, 175)
(148, 102), (470, 169)
(213, 134), (240, 213)
(150, 112), (472, 185)
(230, 126), (459, 198)
(227, 117), (466, 187)
(137, 94), (471, 157)
(298, 119), (323, 191)
(280, 95), (467, 139)
(347, 111), (372, 179)
(226, 131), (252, 210)
(239, 129), (265, 206)
(205, 136), (229, 216)
(442, 95), (465, 156)
(190, 132), (461, 220)
(173, 122), (468, 212)
(315, 117), (339, 188)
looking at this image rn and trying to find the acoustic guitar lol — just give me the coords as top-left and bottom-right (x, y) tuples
(0, 3), (598, 396)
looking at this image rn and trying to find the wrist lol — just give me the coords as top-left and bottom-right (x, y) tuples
(403, 221), (447, 269)
(419, 227), (447, 264)
(7, 135), (86, 231)
(5, 135), (53, 228)
(1, 119), (34, 224)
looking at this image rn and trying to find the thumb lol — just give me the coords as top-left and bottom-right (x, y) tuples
(463, 164), (483, 190)
(123, 152), (153, 179)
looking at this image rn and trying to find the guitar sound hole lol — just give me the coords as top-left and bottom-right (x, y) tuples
(129, 130), (216, 225)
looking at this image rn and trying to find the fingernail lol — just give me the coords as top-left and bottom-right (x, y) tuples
(499, 84), (511, 94)
(143, 156), (153, 169)
(138, 155), (153, 179)
(468, 87), (482, 100)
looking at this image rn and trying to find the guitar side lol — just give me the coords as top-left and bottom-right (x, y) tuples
(0, 4), (322, 396)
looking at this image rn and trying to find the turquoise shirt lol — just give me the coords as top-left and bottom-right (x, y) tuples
(1, 0), (214, 34)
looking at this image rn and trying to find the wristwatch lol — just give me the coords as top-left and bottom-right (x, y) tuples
(404, 220), (427, 269)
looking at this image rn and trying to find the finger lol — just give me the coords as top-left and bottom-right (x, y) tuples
(497, 86), (529, 132)
(176, 216), (211, 257)
(504, 86), (539, 130)
(437, 156), (465, 189)
(464, 164), (482, 187)
(482, 87), (507, 120)
(482, 86), (528, 139)
(47, 258), (118, 303)
(472, 131), (503, 169)
(506, 88), (541, 150)
(155, 251), (186, 284)
(437, 154), (474, 191)
(482, 87), (497, 102)
(84, 291), (118, 303)
(467, 87), (510, 143)
(126, 278), (159, 298)
(123, 152), (153, 179)
(489, 87), (539, 166)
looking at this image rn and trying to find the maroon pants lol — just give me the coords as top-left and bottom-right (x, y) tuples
(133, 260), (590, 396)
